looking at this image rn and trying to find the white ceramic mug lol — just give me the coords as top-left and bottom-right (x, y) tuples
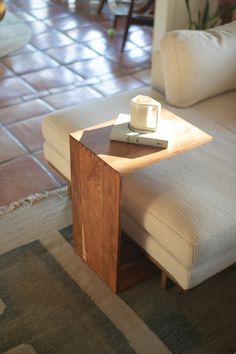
(130, 95), (161, 133)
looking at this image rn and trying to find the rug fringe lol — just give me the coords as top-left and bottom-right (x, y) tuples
(0, 187), (68, 217)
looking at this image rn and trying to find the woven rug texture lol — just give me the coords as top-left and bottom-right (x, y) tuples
(0, 190), (235, 354)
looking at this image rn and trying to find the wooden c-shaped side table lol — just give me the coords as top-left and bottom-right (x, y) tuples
(70, 108), (212, 293)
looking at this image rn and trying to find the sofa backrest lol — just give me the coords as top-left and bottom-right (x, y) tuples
(152, 21), (236, 108)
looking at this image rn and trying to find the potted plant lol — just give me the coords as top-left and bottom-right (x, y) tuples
(185, 0), (235, 30)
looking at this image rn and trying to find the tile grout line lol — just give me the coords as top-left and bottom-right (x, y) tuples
(0, 0), (152, 205)
(1, 125), (28, 154)
(32, 154), (63, 186)
(0, 126), (63, 186)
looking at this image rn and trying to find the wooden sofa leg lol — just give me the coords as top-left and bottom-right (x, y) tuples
(160, 271), (168, 289)
(97, 0), (106, 14)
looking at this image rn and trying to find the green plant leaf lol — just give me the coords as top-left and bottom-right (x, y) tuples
(201, 0), (210, 30)
(197, 9), (201, 29)
(185, 0), (193, 29)
(210, 4), (236, 28)
(185, 0), (235, 31)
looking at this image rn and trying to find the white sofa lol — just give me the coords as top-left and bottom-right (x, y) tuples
(42, 22), (236, 290)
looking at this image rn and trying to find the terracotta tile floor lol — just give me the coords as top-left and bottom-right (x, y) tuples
(0, 0), (152, 206)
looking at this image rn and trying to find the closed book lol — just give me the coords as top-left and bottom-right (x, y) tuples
(110, 114), (169, 148)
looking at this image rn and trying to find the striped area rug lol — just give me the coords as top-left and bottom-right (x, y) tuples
(0, 188), (235, 354)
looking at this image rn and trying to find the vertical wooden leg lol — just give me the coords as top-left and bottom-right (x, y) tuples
(97, 0), (106, 14)
(121, 0), (134, 51)
(121, 16), (130, 51)
(160, 271), (168, 290)
(70, 137), (122, 293)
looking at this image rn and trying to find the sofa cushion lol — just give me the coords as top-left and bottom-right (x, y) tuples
(161, 21), (236, 108)
(43, 132), (236, 289)
(43, 86), (236, 274)
(194, 90), (236, 134)
(42, 79), (236, 289)
(122, 207), (236, 290)
(123, 137), (236, 269)
(122, 90), (236, 274)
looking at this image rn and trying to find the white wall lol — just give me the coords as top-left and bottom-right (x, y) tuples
(152, 0), (218, 51)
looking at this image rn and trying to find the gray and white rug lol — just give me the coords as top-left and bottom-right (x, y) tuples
(0, 189), (235, 354)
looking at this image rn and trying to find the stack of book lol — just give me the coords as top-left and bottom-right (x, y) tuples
(110, 114), (169, 149)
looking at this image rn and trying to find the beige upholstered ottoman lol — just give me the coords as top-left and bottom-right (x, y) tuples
(42, 87), (236, 290)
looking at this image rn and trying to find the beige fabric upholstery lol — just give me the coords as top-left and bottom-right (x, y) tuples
(42, 88), (236, 289)
(123, 129), (236, 269)
(42, 24), (236, 289)
(161, 21), (236, 107)
(43, 142), (236, 290)
(194, 90), (236, 134)
(122, 212), (236, 289)
(44, 142), (71, 181)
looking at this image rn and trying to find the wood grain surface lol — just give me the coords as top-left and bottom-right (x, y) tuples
(70, 136), (121, 292)
(71, 108), (212, 175)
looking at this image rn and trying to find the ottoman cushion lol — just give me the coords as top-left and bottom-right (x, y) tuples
(42, 88), (236, 289)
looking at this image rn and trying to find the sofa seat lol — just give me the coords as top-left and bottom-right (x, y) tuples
(42, 87), (236, 289)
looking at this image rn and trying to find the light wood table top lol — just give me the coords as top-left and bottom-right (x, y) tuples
(71, 108), (212, 175)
